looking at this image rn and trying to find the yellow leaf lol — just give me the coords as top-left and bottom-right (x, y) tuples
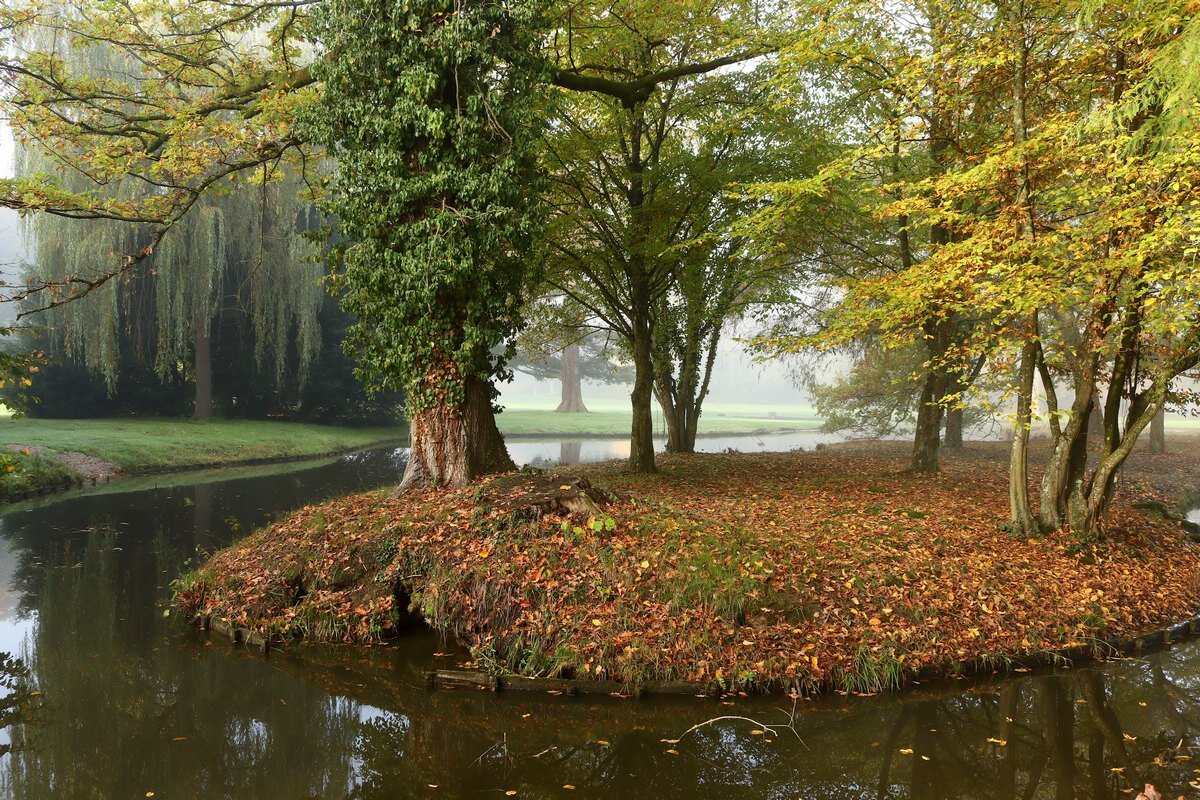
(559, 485), (571, 490)
(900, 748), (913, 755)
(751, 729), (764, 735)
(592, 619), (602, 627)
(506, 792), (518, 797)
(563, 786), (576, 791)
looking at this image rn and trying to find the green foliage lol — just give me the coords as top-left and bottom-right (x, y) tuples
(308, 0), (547, 412)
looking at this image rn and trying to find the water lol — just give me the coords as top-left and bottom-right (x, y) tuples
(505, 429), (848, 467)
(0, 439), (1196, 798)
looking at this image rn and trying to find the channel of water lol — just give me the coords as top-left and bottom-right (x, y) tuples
(0, 436), (1196, 798)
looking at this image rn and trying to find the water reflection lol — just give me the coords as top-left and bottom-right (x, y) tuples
(505, 430), (848, 467)
(0, 448), (1192, 798)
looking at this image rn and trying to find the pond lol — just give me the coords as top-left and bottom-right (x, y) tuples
(0, 436), (1197, 798)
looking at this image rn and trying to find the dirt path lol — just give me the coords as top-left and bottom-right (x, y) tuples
(8, 444), (120, 484)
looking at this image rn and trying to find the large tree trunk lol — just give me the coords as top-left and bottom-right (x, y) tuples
(555, 343), (588, 413)
(910, 318), (951, 473)
(943, 407), (964, 449)
(193, 310), (213, 421)
(398, 374), (515, 492)
(1149, 405), (1166, 454)
(628, 318), (657, 473)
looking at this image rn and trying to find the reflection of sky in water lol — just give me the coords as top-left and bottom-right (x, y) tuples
(491, 430), (852, 468)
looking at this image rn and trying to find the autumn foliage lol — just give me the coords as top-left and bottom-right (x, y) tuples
(175, 442), (1200, 693)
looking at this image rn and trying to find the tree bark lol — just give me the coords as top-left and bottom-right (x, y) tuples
(628, 317), (657, 473)
(398, 374), (516, 492)
(943, 406), (964, 449)
(193, 309), (213, 421)
(1149, 405), (1166, 454)
(1038, 374), (1094, 532)
(624, 99), (657, 474)
(910, 318), (951, 473)
(1009, 318), (1038, 535)
(1006, 1), (1038, 535)
(554, 343), (589, 413)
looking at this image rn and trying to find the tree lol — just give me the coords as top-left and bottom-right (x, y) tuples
(0, 0), (317, 307)
(307, 0), (546, 490)
(540, 0), (778, 467)
(511, 330), (631, 413)
(746, 0), (998, 473)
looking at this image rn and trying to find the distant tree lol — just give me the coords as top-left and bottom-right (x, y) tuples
(11, 23), (323, 421)
(511, 332), (630, 413)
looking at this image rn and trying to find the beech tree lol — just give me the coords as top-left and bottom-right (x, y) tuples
(307, 0), (545, 490)
(746, 0), (999, 473)
(758, 0), (1200, 537)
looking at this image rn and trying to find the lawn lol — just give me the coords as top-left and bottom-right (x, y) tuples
(0, 417), (404, 473)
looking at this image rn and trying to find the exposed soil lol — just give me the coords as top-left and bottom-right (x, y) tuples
(7, 444), (120, 484)
(174, 435), (1200, 694)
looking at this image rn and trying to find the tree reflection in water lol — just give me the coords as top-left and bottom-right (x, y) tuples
(330, 649), (1200, 799)
(0, 456), (1196, 798)
(0, 531), (358, 799)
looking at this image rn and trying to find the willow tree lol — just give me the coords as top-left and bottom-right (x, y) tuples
(18, 137), (324, 420)
(0, 0), (316, 306)
(308, 0), (545, 490)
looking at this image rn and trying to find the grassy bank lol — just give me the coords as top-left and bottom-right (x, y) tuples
(174, 441), (1200, 694)
(0, 417), (403, 500)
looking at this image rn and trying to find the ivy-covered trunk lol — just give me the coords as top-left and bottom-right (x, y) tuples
(555, 343), (588, 413)
(399, 375), (515, 491)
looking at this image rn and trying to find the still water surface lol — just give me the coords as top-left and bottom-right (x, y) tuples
(0, 436), (1197, 798)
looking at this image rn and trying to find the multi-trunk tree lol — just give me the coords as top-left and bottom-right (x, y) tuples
(540, 0), (792, 465)
(757, 0), (1200, 538)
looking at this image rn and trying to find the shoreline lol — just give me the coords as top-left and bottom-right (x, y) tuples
(501, 425), (818, 441)
(173, 441), (1200, 700)
(196, 609), (1200, 700)
(0, 423), (405, 506)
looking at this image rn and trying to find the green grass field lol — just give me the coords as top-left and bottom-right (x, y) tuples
(495, 401), (822, 437)
(0, 418), (404, 473)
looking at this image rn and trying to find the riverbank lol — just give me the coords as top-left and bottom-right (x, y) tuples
(0, 418), (403, 502)
(174, 438), (1200, 694)
(495, 406), (816, 437)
